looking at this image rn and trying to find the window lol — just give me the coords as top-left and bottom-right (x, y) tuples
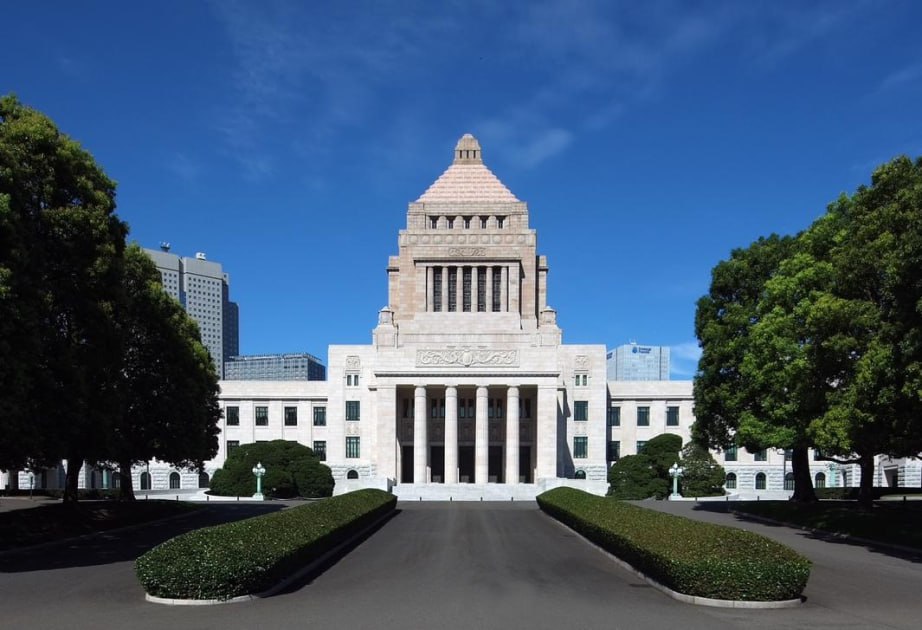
(463, 216), (471, 229)
(608, 440), (620, 461)
(753, 448), (767, 462)
(346, 401), (361, 421)
(313, 440), (326, 461)
(636, 440), (647, 453)
(637, 406), (650, 427)
(347, 469), (359, 479)
(574, 470), (586, 479)
(608, 407), (621, 427)
(430, 398), (445, 418)
(496, 216), (505, 228)
(813, 449), (824, 460)
(477, 267), (486, 312)
(255, 406), (268, 426)
(575, 374), (588, 386)
(520, 398), (532, 419)
(226, 406), (239, 426)
(492, 267), (501, 311)
(784, 472), (795, 491)
(480, 216), (488, 229)
(666, 406), (679, 426)
(725, 445), (738, 462)
(573, 436), (588, 459)
(433, 266), (442, 312)
(448, 267), (457, 311)
(227, 440), (240, 454)
(725, 473), (737, 489)
(284, 406), (298, 426)
(346, 436), (360, 458)
(169, 472), (181, 489)
(755, 472), (767, 490)
(198, 472), (210, 488)
(430, 216), (438, 229)
(347, 373), (359, 387)
(140, 472), (151, 490)
(447, 217), (454, 229)
(462, 267), (472, 311)
(574, 401), (588, 422)
(313, 406), (326, 426)
(815, 472), (826, 488)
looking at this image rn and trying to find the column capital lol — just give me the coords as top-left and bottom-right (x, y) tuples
(507, 385), (519, 397)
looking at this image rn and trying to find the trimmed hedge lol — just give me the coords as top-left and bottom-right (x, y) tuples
(136, 489), (395, 600)
(537, 487), (810, 601)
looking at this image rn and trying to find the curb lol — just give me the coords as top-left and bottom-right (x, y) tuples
(543, 512), (803, 609)
(145, 508), (397, 606)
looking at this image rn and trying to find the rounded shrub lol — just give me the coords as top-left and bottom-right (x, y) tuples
(210, 440), (333, 498)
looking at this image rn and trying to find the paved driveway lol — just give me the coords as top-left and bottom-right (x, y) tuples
(1, 500), (919, 629)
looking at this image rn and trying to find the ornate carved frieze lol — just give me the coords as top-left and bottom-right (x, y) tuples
(416, 349), (519, 368)
(346, 355), (361, 369)
(574, 354), (589, 369)
(447, 247), (486, 257)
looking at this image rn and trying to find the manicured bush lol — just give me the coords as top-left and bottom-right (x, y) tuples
(136, 489), (395, 600)
(607, 433), (682, 499)
(210, 440), (333, 499)
(538, 487), (810, 601)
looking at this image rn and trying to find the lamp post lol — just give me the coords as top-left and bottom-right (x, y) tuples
(251, 462), (266, 501)
(28, 472), (34, 500)
(668, 463), (684, 500)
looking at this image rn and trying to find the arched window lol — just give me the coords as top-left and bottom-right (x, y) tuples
(784, 472), (795, 491)
(814, 472), (826, 489)
(169, 472), (181, 489)
(346, 469), (359, 480)
(725, 472), (737, 489)
(574, 470), (586, 480)
(198, 472), (210, 488)
(755, 472), (766, 490)
(140, 472), (151, 490)
(112, 472), (121, 489)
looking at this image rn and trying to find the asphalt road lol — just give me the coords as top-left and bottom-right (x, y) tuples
(1, 500), (920, 629)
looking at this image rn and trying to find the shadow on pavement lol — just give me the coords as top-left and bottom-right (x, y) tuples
(0, 503), (284, 573)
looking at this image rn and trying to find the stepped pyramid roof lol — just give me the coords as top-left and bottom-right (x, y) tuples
(416, 134), (520, 204)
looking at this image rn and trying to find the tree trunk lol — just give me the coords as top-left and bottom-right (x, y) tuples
(790, 445), (817, 503)
(858, 454), (876, 509)
(118, 461), (136, 501)
(63, 454), (84, 504)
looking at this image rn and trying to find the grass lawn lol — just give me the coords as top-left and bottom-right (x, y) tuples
(732, 500), (922, 550)
(0, 499), (199, 551)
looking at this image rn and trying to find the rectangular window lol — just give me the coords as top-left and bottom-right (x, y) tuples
(753, 448), (767, 462)
(346, 401), (361, 421)
(313, 440), (326, 461)
(284, 406), (298, 426)
(255, 406), (268, 426)
(480, 216), (488, 229)
(463, 216), (471, 229)
(313, 406), (326, 426)
(462, 267), (471, 311)
(492, 266), (501, 311)
(477, 266), (486, 312)
(433, 266), (442, 312)
(637, 406), (650, 427)
(346, 436), (360, 458)
(226, 406), (239, 426)
(608, 407), (621, 427)
(725, 445), (738, 462)
(636, 440), (647, 453)
(447, 217), (454, 229)
(608, 440), (620, 461)
(573, 436), (588, 459)
(496, 216), (505, 228)
(430, 216), (438, 229)
(448, 267), (457, 312)
(227, 440), (239, 454)
(666, 406), (679, 426)
(574, 401), (588, 422)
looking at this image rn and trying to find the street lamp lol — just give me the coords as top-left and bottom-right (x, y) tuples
(668, 463), (684, 500)
(251, 462), (266, 501)
(27, 472), (34, 500)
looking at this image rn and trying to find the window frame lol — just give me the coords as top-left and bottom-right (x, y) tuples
(313, 406), (326, 426)
(255, 406), (269, 426)
(573, 436), (588, 459)
(346, 400), (361, 421)
(345, 436), (360, 459)
(284, 406), (298, 426)
(637, 406), (650, 427)
(574, 401), (588, 422)
(226, 405), (239, 426)
(666, 405), (679, 427)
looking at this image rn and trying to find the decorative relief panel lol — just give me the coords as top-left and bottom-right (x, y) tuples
(347, 423), (361, 436)
(345, 355), (361, 369)
(447, 247), (486, 257)
(417, 349), (519, 367)
(574, 355), (589, 369)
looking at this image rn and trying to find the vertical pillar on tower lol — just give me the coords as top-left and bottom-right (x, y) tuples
(506, 386), (519, 484)
(413, 386), (427, 484)
(444, 386), (458, 484)
(475, 386), (489, 484)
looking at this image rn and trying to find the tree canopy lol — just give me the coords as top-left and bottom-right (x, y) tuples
(210, 441), (334, 499)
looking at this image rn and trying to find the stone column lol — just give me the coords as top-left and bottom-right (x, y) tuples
(426, 266), (434, 312)
(475, 386), (489, 484)
(444, 386), (458, 484)
(505, 386), (520, 484)
(500, 266), (508, 312)
(440, 267), (448, 314)
(414, 386), (427, 484)
(509, 264), (520, 316)
(456, 266), (464, 312)
(486, 266), (494, 312)
(471, 266), (479, 312)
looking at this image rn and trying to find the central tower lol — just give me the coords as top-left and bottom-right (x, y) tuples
(374, 134), (559, 348)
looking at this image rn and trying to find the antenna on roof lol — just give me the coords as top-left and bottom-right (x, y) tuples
(159, 241), (171, 252)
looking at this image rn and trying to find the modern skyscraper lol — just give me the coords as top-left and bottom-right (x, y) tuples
(144, 247), (239, 378)
(606, 343), (670, 380)
(224, 353), (326, 381)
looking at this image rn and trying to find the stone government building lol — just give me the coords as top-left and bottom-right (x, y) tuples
(9, 135), (915, 497)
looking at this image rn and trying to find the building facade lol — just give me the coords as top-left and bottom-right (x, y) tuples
(144, 248), (239, 378)
(606, 343), (670, 380)
(224, 353), (326, 381)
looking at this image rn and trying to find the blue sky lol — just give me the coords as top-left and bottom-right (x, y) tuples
(4, 1), (921, 378)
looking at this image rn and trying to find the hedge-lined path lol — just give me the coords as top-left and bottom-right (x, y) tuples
(637, 500), (922, 629)
(0, 500), (917, 629)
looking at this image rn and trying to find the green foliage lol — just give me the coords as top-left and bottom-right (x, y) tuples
(538, 488), (810, 601)
(210, 440), (333, 499)
(679, 442), (726, 497)
(136, 489), (395, 600)
(607, 433), (681, 499)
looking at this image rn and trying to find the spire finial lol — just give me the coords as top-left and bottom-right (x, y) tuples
(453, 133), (482, 164)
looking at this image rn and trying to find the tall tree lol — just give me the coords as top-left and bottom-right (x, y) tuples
(0, 95), (127, 501)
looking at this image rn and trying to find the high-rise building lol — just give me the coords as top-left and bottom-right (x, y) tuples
(144, 247), (239, 378)
(224, 353), (326, 381)
(606, 343), (670, 380)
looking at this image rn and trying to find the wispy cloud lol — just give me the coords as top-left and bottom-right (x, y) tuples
(166, 153), (202, 182)
(670, 340), (701, 379)
(876, 62), (922, 93)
